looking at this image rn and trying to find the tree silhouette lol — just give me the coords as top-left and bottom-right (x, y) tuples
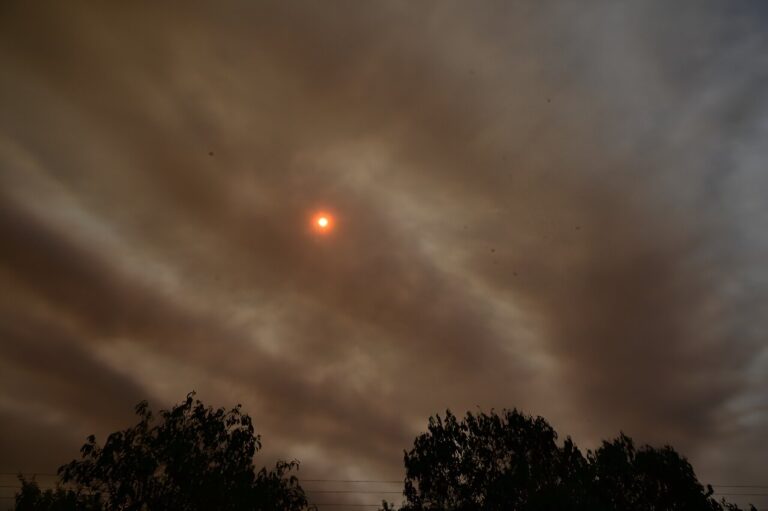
(394, 409), (588, 511)
(386, 409), (755, 511)
(14, 401), (758, 511)
(13, 476), (100, 511)
(15, 393), (312, 511)
(588, 433), (727, 511)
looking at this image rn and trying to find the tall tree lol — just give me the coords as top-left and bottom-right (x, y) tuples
(15, 393), (312, 511)
(388, 409), (755, 511)
(398, 409), (588, 511)
(588, 433), (725, 511)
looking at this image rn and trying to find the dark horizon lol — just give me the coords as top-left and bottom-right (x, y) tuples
(1, 2), (767, 510)
(2, 397), (763, 510)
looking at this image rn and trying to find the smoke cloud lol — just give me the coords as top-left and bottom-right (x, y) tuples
(1, 1), (766, 504)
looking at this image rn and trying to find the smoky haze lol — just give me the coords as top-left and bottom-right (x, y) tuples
(1, 0), (767, 497)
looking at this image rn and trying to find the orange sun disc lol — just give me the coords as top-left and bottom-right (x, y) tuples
(312, 213), (334, 233)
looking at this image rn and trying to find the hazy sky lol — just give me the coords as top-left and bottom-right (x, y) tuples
(1, 1), (767, 507)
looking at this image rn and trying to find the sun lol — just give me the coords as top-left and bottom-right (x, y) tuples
(312, 212), (334, 233)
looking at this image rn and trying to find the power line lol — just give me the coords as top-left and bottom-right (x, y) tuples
(306, 490), (401, 494)
(0, 473), (57, 477)
(313, 505), (387, 508)
(3, 473), (767, 487)
(303, 480), (401, 484)
(714, 485), (768, 489)
(716, 494), (768, 496)
(3, 472), (767, 510)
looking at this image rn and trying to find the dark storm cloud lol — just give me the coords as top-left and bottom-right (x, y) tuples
(1, 0), (766, 492)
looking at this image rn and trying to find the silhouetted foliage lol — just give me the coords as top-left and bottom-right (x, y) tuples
(397, 410), (587, 511)
(13, 476), (100, 511)
(15, 393), (312, 511)
(385, 409), (756, 511)
(13, 400), (757, 511)
(588, 433), (724, 511)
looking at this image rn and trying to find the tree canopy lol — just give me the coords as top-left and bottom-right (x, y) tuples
(14, 399), (756, 511)
(388, 409), (755, 511)
(15, 393), (311, 511)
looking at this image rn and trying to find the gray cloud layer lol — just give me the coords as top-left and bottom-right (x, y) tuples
(1, 1), (767, 505)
